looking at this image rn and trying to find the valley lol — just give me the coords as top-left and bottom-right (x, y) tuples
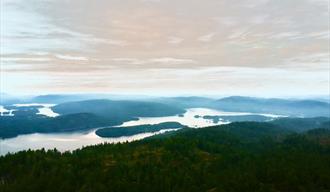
(0, 95), (329, 155)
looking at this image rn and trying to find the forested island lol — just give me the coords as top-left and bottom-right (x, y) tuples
(95, 122), (184, 137)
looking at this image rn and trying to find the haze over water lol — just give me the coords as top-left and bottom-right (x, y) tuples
(0, 107), (282, 155)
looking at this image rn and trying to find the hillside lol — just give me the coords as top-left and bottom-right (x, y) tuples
(1, 122), (329, 192)
(271, 117), (330, 132)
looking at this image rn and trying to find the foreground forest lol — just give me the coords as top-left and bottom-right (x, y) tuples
(1, 121), (330, 192)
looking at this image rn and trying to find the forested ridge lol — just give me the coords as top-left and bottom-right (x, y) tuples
(1, 121), (330, 192)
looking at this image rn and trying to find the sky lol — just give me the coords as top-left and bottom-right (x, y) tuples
(0, 0), (329, 97)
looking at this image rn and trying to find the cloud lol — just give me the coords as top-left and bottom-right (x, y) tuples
(54, 54), (89, 61)
(87, 38), (128, 46)
(111, 57), (197, 67)
(1, 57), (51, 62)
(111, 58), (144, 65)
(213, 17), (237, 26)
(270, 32), (303, 39)
(168, 36), (184, 44)
(141, 0), (161, 3)
(286, 53), (330, 70)
(1, 0), (329, 95)
(197, 33), (215, 42)
(307, 31), (329, 39)
(149, 57), (196, 64)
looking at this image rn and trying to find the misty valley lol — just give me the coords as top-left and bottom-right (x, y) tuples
(1, 94), (329, 155)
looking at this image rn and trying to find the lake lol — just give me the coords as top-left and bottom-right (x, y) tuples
(0, 107), (281, 155)
(0, 128), (179, 155)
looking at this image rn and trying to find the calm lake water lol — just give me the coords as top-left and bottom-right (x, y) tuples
(0, 108), (281, 155)
(0, 129), (179, 155)
(120, 108), (281, 128)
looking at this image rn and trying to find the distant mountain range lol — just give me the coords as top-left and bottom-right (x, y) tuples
(48, 95), (329, 117)
(212, 96), (330, 117)
(0, 93), (157, 105)
(1, 94), (329, 138)
(1, 93), (329, 118)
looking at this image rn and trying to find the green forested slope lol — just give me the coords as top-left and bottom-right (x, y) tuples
(1, 122), (329, 192)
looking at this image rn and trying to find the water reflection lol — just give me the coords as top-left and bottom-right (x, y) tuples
(120, 108), (281, 128)
(0, 128), (179, 155)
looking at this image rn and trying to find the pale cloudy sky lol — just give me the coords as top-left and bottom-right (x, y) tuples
(0, 0), (329, 96)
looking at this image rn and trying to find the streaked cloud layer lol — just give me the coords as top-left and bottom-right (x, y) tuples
(0, 0), (329, 96)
